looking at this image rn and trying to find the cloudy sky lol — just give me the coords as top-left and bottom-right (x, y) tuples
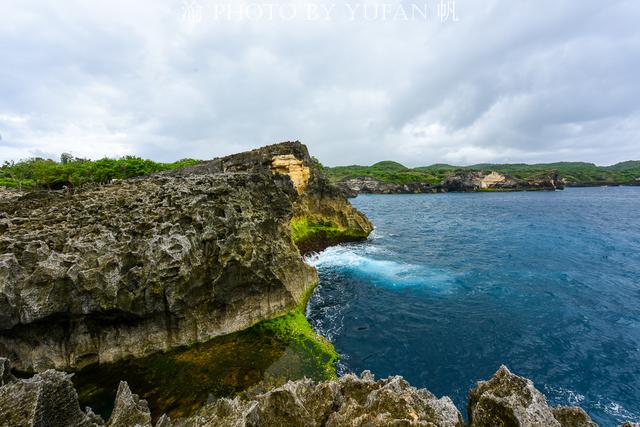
(1, 0), (638, 166)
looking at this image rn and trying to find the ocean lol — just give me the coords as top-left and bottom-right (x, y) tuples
(307, 187), (640, 426)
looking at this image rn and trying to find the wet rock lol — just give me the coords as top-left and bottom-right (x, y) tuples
(107, 381), (152, 427)
(468, 365), (562, 427)
(0, 368), (100, 427)
(552, 406), (598, 427)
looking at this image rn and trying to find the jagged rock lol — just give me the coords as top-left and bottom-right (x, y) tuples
(619, 423), (640, 427)
(441, 170), (563, 192)
(0, 142), (371, 372)
(552, 406), (598, 427)
(154, 414), (173, 427)
(338, 170), (563, 196)
(468, 365), (598, 427)
(0, 361), (601, 427)
(171, 141), (373, 254)
(0, 357), (15, 386)
(336, 176), (438, 196)
(107, 381), (151, 427)
(175, 371), (464, 427)
(0, 368), (100, 427)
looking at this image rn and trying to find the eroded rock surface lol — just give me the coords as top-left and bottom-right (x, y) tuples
(107, 382), (151, 427)
(337, 170), (564, 196)
(0, 358), (101, 427)
(468, 366), (597, 427)
(179, 372), (464, 427)
(0, 142), (369, 372)
(441, 170), (563, 192)
(0, 362), (616, 427)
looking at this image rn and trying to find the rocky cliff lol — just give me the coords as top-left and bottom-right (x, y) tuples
(1, 357), (625, 427)
(0, 141), (372, 372)
(337, 170), (564, 196)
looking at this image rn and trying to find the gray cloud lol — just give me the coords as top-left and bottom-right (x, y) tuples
(1, 0), (638, 166)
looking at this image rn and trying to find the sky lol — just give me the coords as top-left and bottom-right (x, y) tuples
(1, 0), (639, 167)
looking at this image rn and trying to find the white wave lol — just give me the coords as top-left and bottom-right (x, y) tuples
(307, 245), (457, 290)
(545, 385), (639, 423)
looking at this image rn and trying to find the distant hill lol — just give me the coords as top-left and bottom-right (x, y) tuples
(325, 160), (640, 186)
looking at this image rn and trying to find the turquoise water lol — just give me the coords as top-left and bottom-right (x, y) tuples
(307, 187), (640, 426)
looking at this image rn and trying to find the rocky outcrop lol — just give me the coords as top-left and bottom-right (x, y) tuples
(170, 141), (373, 254)
(337, 170), (564, 196)
(0, 141), (371, 372)
(179, 371), (464, 427)
(468, 366), (596, 427)
(336, 177), (438, 196)
(0, 358), (102, 426)
(0, 361), (621, 427)
(107, 382), (151, 427)
(441, 170), (563, 192)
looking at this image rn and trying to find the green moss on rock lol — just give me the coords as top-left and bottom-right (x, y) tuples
(291, 217), (370, 254)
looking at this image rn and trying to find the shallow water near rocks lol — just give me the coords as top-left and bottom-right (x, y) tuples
(73, 323), (329, 421)
(307, 187), (640, 426)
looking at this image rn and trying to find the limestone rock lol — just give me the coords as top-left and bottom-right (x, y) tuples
(177, 371), (464, 427)
(338, 170), (563, 196)
(442, 170), (563, 192)
(336, 177), (437, 196)
(107, 381), (152, 427)
(270, 154), (311, 194)
(0, 362), (600, 427)
(0, 357), (15, 386)
(0, 368), (100, 427)
(469, 365), (569, 427)
(552, 406), (598, 427)
(0, 142), (370, 372)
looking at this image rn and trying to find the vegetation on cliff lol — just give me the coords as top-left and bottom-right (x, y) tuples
(290, 216), (371, 254)
(0, 155), (199, 190)
(326, 160), (640, 186)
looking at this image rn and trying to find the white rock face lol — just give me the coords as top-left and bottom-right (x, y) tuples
(480, 171), (507, 188)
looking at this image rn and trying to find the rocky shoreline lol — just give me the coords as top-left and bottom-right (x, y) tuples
(0, 141), (370, 372)
(336, 170), (564, 197)
(2, 357), (632, 426)
(0, 142), (635, 426)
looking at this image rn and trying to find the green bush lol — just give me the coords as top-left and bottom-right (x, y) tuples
(0, 156), (200, 190)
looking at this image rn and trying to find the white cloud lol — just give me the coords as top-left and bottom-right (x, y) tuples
(0, 0), (638, 165)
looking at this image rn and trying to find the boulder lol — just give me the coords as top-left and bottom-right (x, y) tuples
(468, 366), (597, 427)
(552, 406), (598, 427)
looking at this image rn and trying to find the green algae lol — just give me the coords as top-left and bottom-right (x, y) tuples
(291, 217), (369, 253)
(73, 301), (338, 422)
(73, 220), (342, 422)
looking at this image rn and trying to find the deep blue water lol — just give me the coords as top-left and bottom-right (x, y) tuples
(307, 187), (640, 426)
